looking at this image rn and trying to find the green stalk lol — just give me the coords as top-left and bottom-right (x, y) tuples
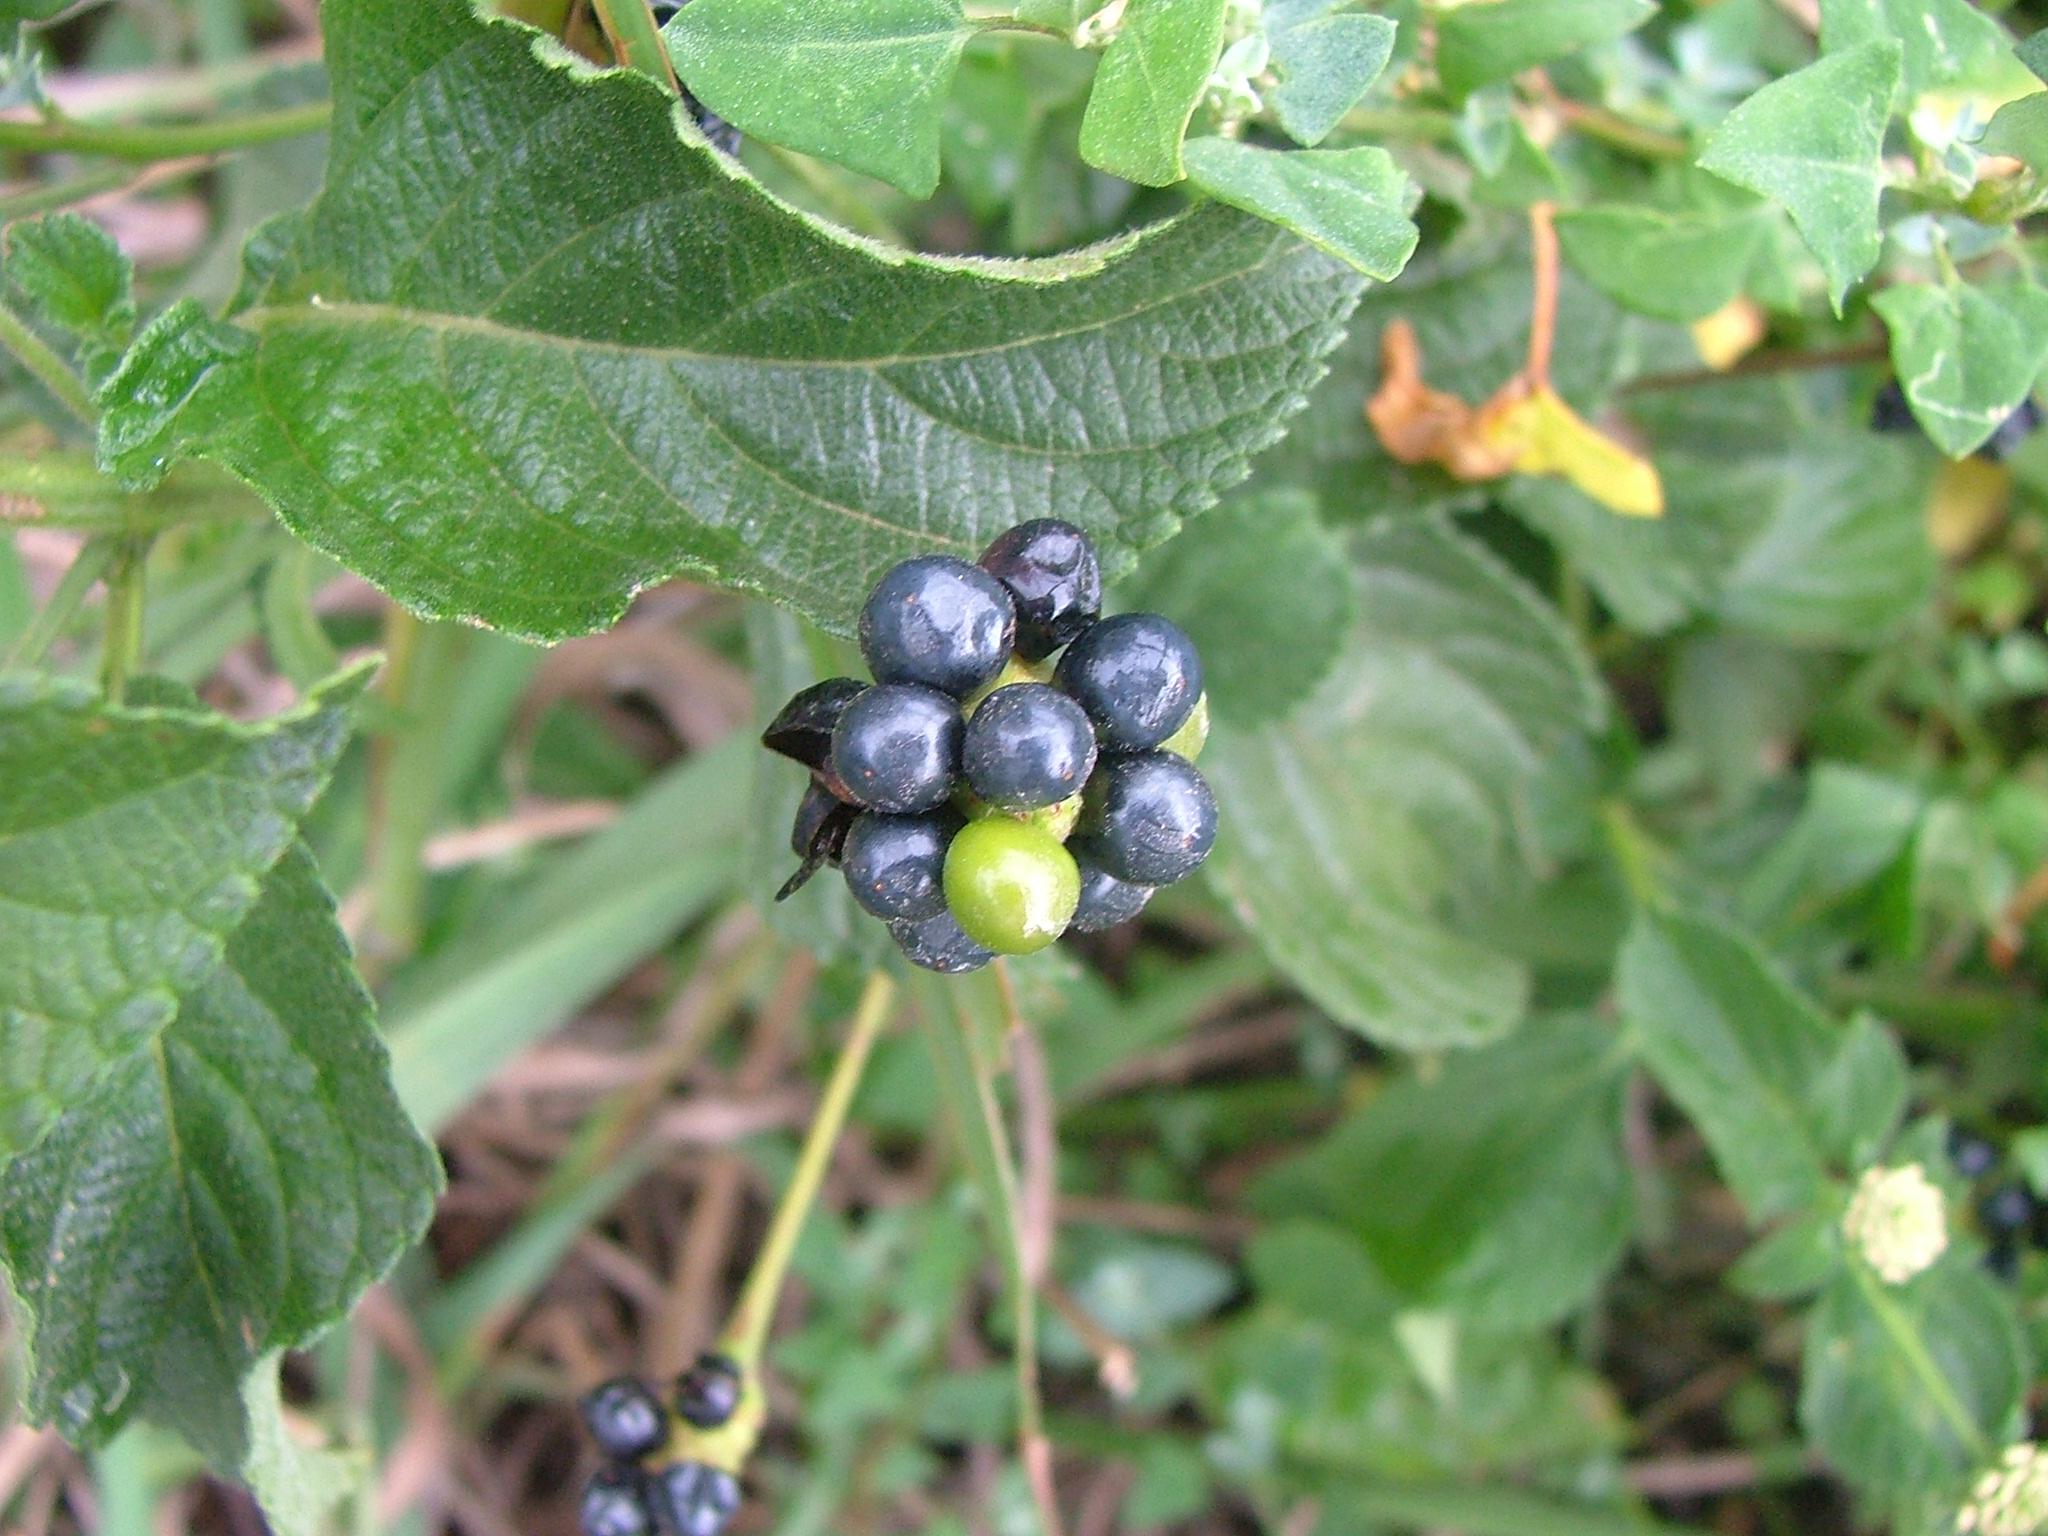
(0, 298), (94, 426)
(97, 535), (150, 701)
(0, 100), (330, 161)
(3, 534), (115, 671)
(0, 450), (261, 531)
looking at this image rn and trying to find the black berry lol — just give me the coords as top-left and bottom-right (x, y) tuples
(890, 908), (996, 973)
(675, 1352), (742, 1430)
(842, 809), (959, 922)
(1076, 751), (1216, 886)
(979, 518), (1103, 661)
(1978, 397), (2043, 462)
(761, 678), (866, 782)
(777, 781), (857, 902)
(581, 1468), (657, 1536)
(962, 682), (1097, 811)
(859, 555), (1016, 697)
(1948, 1126), (1999, 1181)
(1982, 1182), (2035, 1236)
(1054, 612), (1202, 752)
(830, 683), (963, 814)
(652, 1461), (742, 1536)
(1068, 856), (1152, 933)
(579, 1377), (668, 1462)
(1869, 379), (1916, 435)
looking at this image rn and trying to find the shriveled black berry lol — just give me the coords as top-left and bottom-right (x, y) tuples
(1982, 1182), (2035, 1235)
(1948, 1127), (1999, 1181)
(1054, 613), (1202, 752)
(777, 782), (857, 902)
(890, 908), (995, 973)
(762, 678), (866, 780)
(1076, 751), (1216, 886)
(1869, 379), (1916, 435)
(962, 682), (1097, 812)
(1979, 397), (2043, 462)
(582, 1468), (657, 1536)
(843, 809), (959, 922)
(1069, 856), (1152, 933)
(859, 555), (1016, 697)
(675, 1352), (742, 1430)
(579, 1377), (668, 1462)
(979, 519), (1103, 661)
(652, 1461), (742, 1536)
(830, 683), (963, 814)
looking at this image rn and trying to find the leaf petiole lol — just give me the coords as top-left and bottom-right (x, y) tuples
(0, 100), (331, 161)
(97, 533), (150, 701)
(0, 297), (94, 426)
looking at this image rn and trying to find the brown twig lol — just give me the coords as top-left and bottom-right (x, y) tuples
(1526, 201), (1560, 390)
(1057, 1194), (1258, 1246)
(1043, 1279), (1138, 1400)
(1087, 1010), (1299, 1098)
(1008, 991), (1059, 1290)
(422, 800), (620, 870)
(1622, 340), (1888, 394)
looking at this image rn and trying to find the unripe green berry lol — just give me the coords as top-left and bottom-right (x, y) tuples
(1160, 691), (1209, 762)
(962, 654), (1055, 717)
(952, 785), (1083, 842)
(942, 817), (1080, 955)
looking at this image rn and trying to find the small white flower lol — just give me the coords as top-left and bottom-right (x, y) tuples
(1957, 1443), (2048, 1536)
(1842, 1163), (1949, 1285)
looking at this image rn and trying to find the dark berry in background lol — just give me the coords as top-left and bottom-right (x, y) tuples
(843, 809), (958, 922)
(1948, 1126), (2000, 1181)
(1069, 856), (1152, 933)
(1869, 379), (1915, 435)
(890, 908), (996, 973)
(979, 518), (1103, 661)
(675, 1352), (743, 1430)
(1982, 1182), (2035, 1235)
(579, 1377), (668, 1463)
(581, 1468), (657, 1536)
(830, 684), (963, 814)
(1055, 612), (1203, 751)
(1979, 397), (2043, 463)
(1078, 751), (1217, 886)
(963, 683), (1097, 811)
(761, 677), (866, 779)
(860, 555), (1017, 697)
(654, 1461), (743, 1536)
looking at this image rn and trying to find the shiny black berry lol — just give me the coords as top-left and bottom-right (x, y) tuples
(777, 782), (857, 902)
(1979, 397), (2043, 462)
(652, 1461), (742, 1536)
(979, 519), (1103, 661)
(761, 678), (866, 780)
(1054, 612), (1202, 752)
(962, 682), (1097, 812)
(859, 555), (1016, 697)
(675, 1352), (742, 1430)
(1069, 856), (1152, 933)
(582, 1468), (657, 1536)
(890, 908), (996, 973)
(1948, 1127), (2000, 1181)
(579, 1377), (668, 1462)
(1982, 1183), (2035, 1235)
(1076, 751), (1216, 886)
(842, 809), (959, 922)
(830, 683), (963, 814)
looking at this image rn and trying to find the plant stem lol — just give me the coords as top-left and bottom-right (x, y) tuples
(589, 0), (679, 92)
(1525, 201), (1560, 389)
(1850, 1262), (1992, 1461)
(0, 298), (95, 426)
(0, 450), (260, 531)
(97, 534), (150, 701)
(3, 536), (114, 670)
(718, 969), (896, 1369)
(0, 100), (330, 160)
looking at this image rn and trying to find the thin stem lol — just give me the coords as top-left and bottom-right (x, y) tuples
(0, 298), (94, 426)
(718, 969), (897, 1368)
(589, 0), (680, 92)
(967, 14), (1073, 40)
(1622, 340), (1888, 395)
(0, 100), (330, 160)
(0, 450), (260, 531)
(97, 534), (150, 701)
(1525, 201), (1560, 389)
(1556, 100), (1690, 161)
(3, 537), (114, 670)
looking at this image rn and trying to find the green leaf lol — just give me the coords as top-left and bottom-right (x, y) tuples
(1251, 1015), (1631, 1330)
(1819, 0), (2009, 100)
(663, 0), (969, 196)
(1729, 1209), (1839, 1301)
(1121, 487), (1353, 724)
(1181, 138), (1418, 280)
(1261, 0), (1395, 148)
(1434, 0), (1655, 99)
(1245, 1220), (1401, 1330)
(1078, 0), (1227, 186)
(2020, 27), (2048, 86)
(238, 1357), (355, 1536)
(1616, 907), (1850, 1221)
(1810, 1013), (1909, 1170)
(1698, 40), (1902, 313)
(96, 0), (1359, 643)
(1802, 1260), (2029, 1521)
(1872, 281), (2048, 459)
(3, 213), (134, 384)
(0, 666), (369, 1160)
(1980, 91), (2048, 173)
(0, 844), (441, 1462)
(1205, 517), (1603, 1049)
(1553, 204), (1767, 322)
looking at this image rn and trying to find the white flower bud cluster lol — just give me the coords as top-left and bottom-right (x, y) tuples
(1841, 1163), (1949, 1285)
(1959, 1444), (2048, 1536)
(1204, 1), (1268, 135)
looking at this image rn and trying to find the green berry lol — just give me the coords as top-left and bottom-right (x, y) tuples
(953, 785), (1082, 842)
(962, 654), (1054, 716)
(942, 817), (1080, 955)
(1160, 691), (1209, 762)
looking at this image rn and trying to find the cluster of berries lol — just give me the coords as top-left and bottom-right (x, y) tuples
(763, 519), (1215, 973)
(578, 1356), (744, 1536)
(1949, 1129), (2047, 1279)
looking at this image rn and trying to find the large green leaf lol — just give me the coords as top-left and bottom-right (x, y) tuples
(0, 666), (368, 1160)
(1872, 281), (2048, 459)
(1819, 0), (2009, 100)
(1553, 203), (1768, 323)
(3, 213), (134, 384)
(0, 845), (441, 1463)
(1078, 0), (1227, 186)
(1434, 0), (1655, 99)
(1698, 40), (1902, 312)
(1261, 0), (1395, 148)
(1181, 139), (1418, 280)
(96, 0), (1360, 643)
(1250, 1015), (1632, 1329)
(1204, 517), (1603, 1049)
(663, 0), (970, 197)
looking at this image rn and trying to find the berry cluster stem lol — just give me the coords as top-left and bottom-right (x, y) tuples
(98, 534), (151, 702)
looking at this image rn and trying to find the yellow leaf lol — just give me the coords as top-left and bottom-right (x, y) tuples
(1927, 456), (2008, 557)
(1690, 298), (1765, 372)
(1499, 387), (1664, 517)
